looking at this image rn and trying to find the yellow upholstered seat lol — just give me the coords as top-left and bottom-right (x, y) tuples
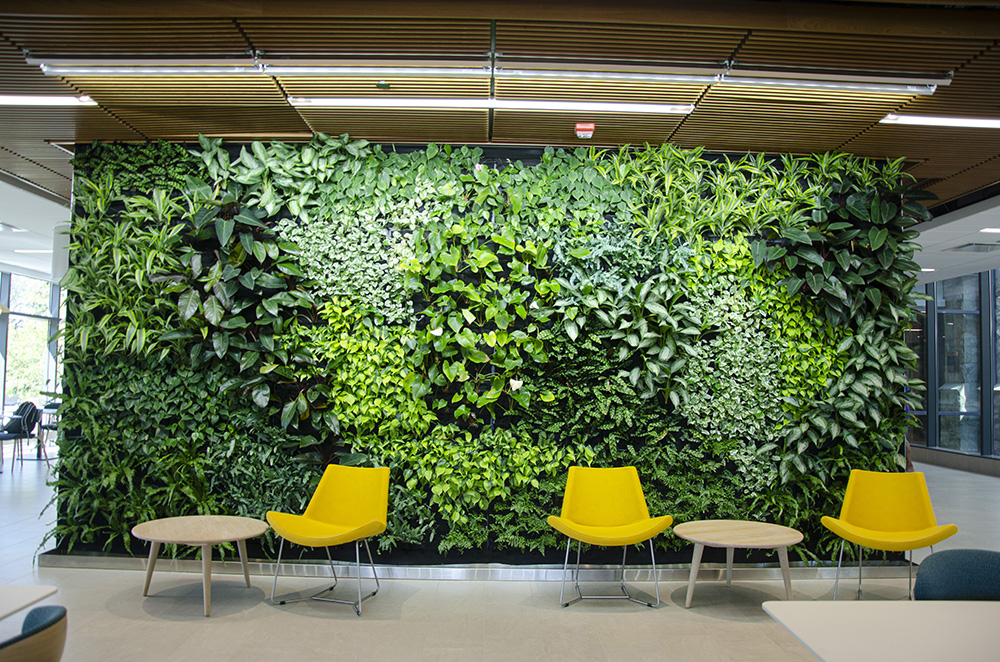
(821, 469), (957, 599)
(546, 466), (673, 607)
(266, 464), (389, 615)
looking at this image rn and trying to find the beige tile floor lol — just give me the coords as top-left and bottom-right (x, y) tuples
(1, 447), (998, 661)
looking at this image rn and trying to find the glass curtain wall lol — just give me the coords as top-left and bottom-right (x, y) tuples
(910, 270), (1000, 457)
(0, 272), (62, 418)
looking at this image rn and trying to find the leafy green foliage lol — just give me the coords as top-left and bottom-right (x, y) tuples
(71, 140), (200, 196)
(60, 136), (927, 564)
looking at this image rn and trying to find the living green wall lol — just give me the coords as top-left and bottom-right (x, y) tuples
(53, 136), (929, 563)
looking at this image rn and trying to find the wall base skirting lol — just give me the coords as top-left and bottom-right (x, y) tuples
(913, 446), (1000, 478)
(38, 553), (915, 582)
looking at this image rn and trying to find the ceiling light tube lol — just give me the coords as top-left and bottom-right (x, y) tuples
(12, 249), (53, 254)
(265, 65), (491, 77)
(0, 94), (96, 106)
(881, 114), (1000, 129)
(495, 68), (719, 85)
(287, 97), (694, 114)
(38, 63), (262, 76)
(980, 228), (1000, 233)
(719, 75), (937, 95)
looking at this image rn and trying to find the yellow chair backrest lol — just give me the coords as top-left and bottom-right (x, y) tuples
(560, 466), (651, 527)
(303, 464), (390, 528)
(839, 469), (939, 532)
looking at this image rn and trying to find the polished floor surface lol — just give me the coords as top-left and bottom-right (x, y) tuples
(1, 448), (998, 661)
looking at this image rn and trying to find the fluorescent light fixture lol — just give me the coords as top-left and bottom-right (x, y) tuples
(288, 96), (694, 114)
(921, 268), (937, 272)
(496, 68), (719, 85)
(0, 94), (96, 106)
(30, 56), (261, 77)
(266, 65), (490, 77)
(980, 228), (1000, 233)
(39, 63), (261, 76)
(719, 75), (937, 95)
(881, 113), (1000, 129)
(13, 249), (53, 254)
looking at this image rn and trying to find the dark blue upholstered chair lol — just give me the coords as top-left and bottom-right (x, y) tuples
(0, 605), (68, 661)
(913, 549), (1000, 601)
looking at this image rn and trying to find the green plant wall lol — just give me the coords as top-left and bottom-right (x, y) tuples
(55, 136), (928, 563)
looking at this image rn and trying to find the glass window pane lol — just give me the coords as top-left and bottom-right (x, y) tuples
(939, 312), (980, 412)
(936, 273), (980, 310)
(907, 414), (927, 447)
(8, 274), (51, 316)
(939, 414), (981, 453)
(905, 310), (926, 411)
(3, 315), (51, 408)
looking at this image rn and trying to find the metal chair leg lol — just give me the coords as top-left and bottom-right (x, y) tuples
(269, 538), (339, 606)
(857, 543), (863, 600)
(834, 539), (844, 600)
(557, 537), (658, 608)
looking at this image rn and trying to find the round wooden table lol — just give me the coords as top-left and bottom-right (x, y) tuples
(673, 519), (803, 608)
(132, 515), (269, 616)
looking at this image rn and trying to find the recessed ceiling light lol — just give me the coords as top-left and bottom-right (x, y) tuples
(921, 268), (937, 272)
(12, 249), (53, 254)
(980, 228), (1000, 233)
(881, 113), (1000, 129)
(947, 243), (1000, 253)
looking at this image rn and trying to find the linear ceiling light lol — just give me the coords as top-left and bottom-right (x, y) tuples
(29, 56), (261, 76)
(0, 94), (96, 106)
(287, 97), (694, 114)
(495, 68), (720, 85)
(719, 75), (938, 95)
(881, 113), (1000, 129)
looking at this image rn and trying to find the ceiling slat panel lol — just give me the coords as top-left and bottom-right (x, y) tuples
(277, 76), (490, 98)
(240, 19), (490, 56)
(492, 110), (684, 145)
(845, 125), (1000, 178)
(110, 106), (311, 139)
(895, 46), (1000, 118)
(64, 75), (287, 105)
(496, 21), (745, 63)
(296, 108), (488, 143)
(495, 79), (705, 104)
(0, 37), (78, 95)
(733, 29), (992, 75)
(0, 107), (142, 142)
(0, 147), (70, 198)
(0, 18), (247, 55)
(925, 156), (1000, 204)
(673, 85), (908, 153)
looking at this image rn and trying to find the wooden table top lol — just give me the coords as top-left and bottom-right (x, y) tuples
(0, 584), (57, 621)
(132, 515), (269, 546)
(673, 519), (803, 549)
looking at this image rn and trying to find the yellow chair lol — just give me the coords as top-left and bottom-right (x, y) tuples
(547, 466), (673, 607)
(821, 469), (958, 600)
(266, 464), (390, 615)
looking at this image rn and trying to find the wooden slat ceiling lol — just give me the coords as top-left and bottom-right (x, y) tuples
(0, 5), (997, 209)
(297, 109), (488, 143)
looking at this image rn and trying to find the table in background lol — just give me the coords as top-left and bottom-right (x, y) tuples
(131, 515), (268, 617)
(763, 600), (1000, 662)
(674, 519), (803, 608)
(0, 585), (57, 620)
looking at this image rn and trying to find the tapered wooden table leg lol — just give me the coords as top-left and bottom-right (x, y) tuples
(237, 538), (251, 588)
(726, 547), (734, 587)
(777, 546), (793, 600)
(685, 543), (705, 608)
(143, 541), (160, 597)
(202, 544), (212, 617)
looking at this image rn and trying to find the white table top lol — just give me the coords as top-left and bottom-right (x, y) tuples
(763, 600), (1000, 662)
(0, 585), (57, 621)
